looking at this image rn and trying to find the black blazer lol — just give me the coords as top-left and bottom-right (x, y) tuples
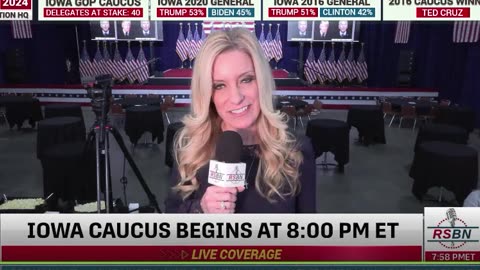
(117, 30), (133, 40)
(290, 31), (311, 39)
(335, 31), (351, 39)
(91, 27), (115, 39)
(137, 29), (155, 38)
(165, 135), (317, 213)
(314, 31), (331, 40)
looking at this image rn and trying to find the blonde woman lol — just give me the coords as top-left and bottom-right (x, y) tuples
(165, 28), (316, 213)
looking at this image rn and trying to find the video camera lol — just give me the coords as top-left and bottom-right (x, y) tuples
(82, 74), (113, 119)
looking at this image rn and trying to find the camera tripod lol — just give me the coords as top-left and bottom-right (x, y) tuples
(83, 75), (162, 213)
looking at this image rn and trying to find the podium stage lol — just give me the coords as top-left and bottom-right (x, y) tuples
(147, 68), (307, 87)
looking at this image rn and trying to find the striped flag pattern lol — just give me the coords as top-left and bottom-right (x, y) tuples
(202, 21), (255, 34)
(176, 24), (188, 62)
(394, 21), (411, 44)
(316, 43), (329, 84)
(258, 24), (268, 60)
(325, 45), (337, 81)
(102, 43), (115, 78)
(93, 43), (107, 76)
(453, 21), (480, 43)
(265, 24), (274, 61)
(345, 44), (356, 82)
(124, 46), (137, 84)
(79, 43), (94, 78)
(304, 45), (317, 84)
(186, 23), (195, 61)
(113, 42), (126, 81)
(355, 44), (368, 83)
(190, 24), (202, 60)
(336, 44), (347, 82)
(272, 24), (283, 62)
(11, 21), (32, 39)
(135, 46), (149, 83)
(201, 23), (207, 41)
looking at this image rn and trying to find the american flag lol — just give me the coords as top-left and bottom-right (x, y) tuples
(201, 23), (207, 41)
(11, 21), (32, 39)
(258, 24), (268, 60)
(190, 23), (202, 60)
(202, 21), (255, 34)
(453, 21), (480, 43)
(345, 43), (356, 82)
(186, 23), (195, 61)
(304, 45), (317, 84)
(316, 43), (329, 84)
(135, 45), (149, 83)
(394, 21), (411, 44)
(325, 44), (337, 81)
(265, 24), (274, 61)
(124, 45), (137, 84)
(79, 42), (94, 79)
(93, 43), (107, 76)
(355, 44), (368, 83)
(336, 44), (347, 82)
(176, 23), (188, 62)
(272, 24), (283, 62)
(113, 42), (126, 81)
(102, 42), (115, 78)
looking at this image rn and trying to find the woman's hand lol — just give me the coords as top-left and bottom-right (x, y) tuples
(200, 186), (245, 213)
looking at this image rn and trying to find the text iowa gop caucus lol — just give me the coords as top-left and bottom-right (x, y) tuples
(44, 0), (141, 6)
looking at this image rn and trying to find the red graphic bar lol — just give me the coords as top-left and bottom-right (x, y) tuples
(157, 8), (206, 18)
(2, 245), (422, 261)
(0, 0), (31, 10)
(425, 251), (480, 261)
(416, 8), (470, 18)
(43, 8), (143, 18)
(268, 8), (318, 18)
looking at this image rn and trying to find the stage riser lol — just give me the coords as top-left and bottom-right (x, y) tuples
(147, 78), (306, 87)
(0, 87), (438, 107)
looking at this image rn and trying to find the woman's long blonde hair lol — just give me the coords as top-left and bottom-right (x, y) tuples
(173, 28), (303, 201)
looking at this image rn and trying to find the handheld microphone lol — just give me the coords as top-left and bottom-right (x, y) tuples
(207, 131), (246, 188)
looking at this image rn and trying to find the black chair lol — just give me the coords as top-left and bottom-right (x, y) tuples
(37, 117), (85, 159)
(306, 119), (350, 173)
(165, 122), (185, 168)
(124, 106), (164, 146)
(410, 141), (478, 205)
(41, 142), (96, 210)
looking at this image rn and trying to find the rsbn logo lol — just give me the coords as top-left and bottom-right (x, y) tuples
(428, 208), (479, 249)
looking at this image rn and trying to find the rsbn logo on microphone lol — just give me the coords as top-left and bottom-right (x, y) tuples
(427, 208), (480, 249)
(226, 166), (245, 183)
(209, 164), (224, 181)
(208, 160), (246, 188)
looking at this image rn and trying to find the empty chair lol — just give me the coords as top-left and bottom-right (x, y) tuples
(382, 102), (397, 127)
(418, 97), (433, 101)
(399, 105), (418, 129)
(439, 99), (451, 106)
(296, 104), (313, 126)
(161, 95), (176, 124)
(110, 103), (125, 128)
(419, 106), (438, 124)
(311, 99), (323, 116)
(281, 105), (297, 130)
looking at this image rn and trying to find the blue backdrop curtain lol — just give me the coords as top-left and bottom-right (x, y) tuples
(0, 20), (479, 126)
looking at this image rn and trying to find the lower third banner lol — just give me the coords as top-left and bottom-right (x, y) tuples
(0, 214), (423, 262)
